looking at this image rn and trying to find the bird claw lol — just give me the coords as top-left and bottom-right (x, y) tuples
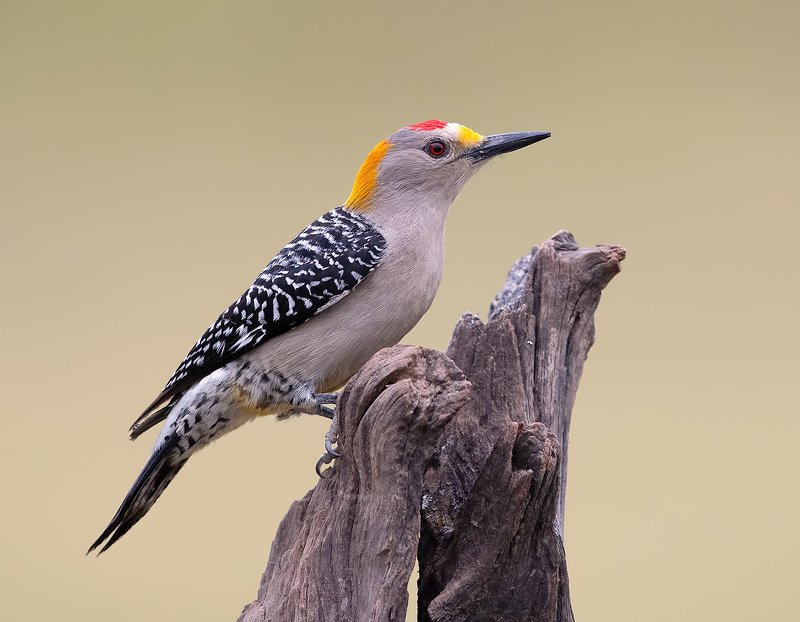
(315, 410), (340, 477)
(325, 434), (340, 458)
(315, 450), (337, 477)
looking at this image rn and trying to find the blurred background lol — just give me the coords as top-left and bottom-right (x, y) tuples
(2, 1), (798, 620)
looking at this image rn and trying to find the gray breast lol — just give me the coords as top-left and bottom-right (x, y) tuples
(244, 216), (446, 392)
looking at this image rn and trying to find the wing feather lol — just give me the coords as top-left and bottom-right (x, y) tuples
(130, 208), (385, 435)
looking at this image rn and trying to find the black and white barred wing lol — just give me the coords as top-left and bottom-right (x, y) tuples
(130, 208), (386, 437)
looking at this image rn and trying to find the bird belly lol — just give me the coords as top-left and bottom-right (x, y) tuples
(153, 360), (319, 453)
(230, 361), (318, 416)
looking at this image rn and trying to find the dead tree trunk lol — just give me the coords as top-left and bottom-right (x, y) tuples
(238, 232), (625, 622)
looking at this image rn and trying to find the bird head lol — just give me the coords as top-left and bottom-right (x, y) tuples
(344, 120), (550, 221)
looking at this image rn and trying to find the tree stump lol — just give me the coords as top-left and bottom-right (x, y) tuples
(238, 231), (625, 622)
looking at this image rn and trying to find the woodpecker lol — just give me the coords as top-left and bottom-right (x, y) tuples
(88, 120), (550, 554)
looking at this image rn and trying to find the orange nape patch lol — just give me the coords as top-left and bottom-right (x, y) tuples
(345, 139), (391, 212)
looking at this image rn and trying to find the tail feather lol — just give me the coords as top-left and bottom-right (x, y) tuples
(92, 378), (237, 554)
(88, 435), (185, 555)
(129, 395), (181, 440)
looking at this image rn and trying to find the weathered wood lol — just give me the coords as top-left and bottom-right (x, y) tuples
(238, 232), (625, 622)
(238, 347), (472, 622)
(418, 232), (624, 622)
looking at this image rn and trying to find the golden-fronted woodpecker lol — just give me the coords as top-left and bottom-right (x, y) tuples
(88, 120), (550, 553)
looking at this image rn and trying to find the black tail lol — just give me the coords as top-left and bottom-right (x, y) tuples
(88, 436), (185, 555)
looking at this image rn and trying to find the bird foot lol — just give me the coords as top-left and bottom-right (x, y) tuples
(315, 412), (339, 477)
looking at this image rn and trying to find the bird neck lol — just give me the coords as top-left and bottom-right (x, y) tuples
(354, 189), (453, 236)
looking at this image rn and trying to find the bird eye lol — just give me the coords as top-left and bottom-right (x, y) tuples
(426, 140), (448, 158)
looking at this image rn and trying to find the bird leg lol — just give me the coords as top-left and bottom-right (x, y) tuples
(310, 393), (337, 419)
(314, 404), (335, 419)
(314, 392), (339, 405)
(275, 392), (336, 423)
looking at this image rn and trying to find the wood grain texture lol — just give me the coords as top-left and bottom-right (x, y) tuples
(419, 232), (624, 622)
(238, 232), (625, 622)
(238, 347), (471, 622)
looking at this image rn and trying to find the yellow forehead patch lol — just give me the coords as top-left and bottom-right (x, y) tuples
(345, 139), (391, 212)
(457, 124), (484, 147)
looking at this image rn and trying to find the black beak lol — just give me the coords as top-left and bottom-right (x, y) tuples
(463, 131), (551, 162)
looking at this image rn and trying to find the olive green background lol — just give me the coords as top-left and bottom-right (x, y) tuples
(2, 1), (798, 620)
